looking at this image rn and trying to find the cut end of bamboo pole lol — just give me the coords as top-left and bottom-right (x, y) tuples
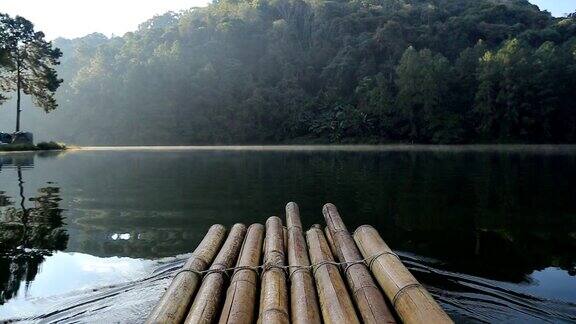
(310, 223), (322, 230)
(247, 222), (264, 232)
(286, 201), (303, 229)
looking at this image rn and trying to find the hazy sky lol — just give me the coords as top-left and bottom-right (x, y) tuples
(530, 0), (576, 17)
(1, 0), (575, 40)
(1, 0), (210, 39)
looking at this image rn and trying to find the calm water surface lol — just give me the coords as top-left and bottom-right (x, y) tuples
(0, 146), (575, 323)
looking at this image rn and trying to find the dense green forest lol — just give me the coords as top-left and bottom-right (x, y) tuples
(2, 0), (576, 144)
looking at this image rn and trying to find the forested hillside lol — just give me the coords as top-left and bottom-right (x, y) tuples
(2, 0), (576, 144)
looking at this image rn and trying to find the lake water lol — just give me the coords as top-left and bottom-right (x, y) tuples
(0, 146), (575, 323)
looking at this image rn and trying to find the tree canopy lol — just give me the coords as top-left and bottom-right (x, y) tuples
(0, 14), (62, 132)
(2, 0), (576, 144)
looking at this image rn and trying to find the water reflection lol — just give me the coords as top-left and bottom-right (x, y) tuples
(0, 147), (574, 321)
(0, 156), (69, 305)
(59, 149), (575, 283)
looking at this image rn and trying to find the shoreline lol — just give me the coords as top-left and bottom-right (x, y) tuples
(3, 144), (576, 154)
(0, 148), (68, 154)
(74, 144), (576, 152)
(0, 142), (68, 154)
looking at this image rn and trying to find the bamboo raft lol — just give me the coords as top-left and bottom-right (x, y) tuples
(146, 203), (453, 324)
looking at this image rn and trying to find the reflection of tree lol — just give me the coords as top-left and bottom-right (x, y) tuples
(0, 154), (35, 169)
(361, 151), (576, 282)
(66, 150), (575, 284)
(0, 166), (68, 305)
(0, 191), (9, 207)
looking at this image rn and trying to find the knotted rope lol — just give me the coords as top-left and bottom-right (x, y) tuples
(173, 250), (401, 281)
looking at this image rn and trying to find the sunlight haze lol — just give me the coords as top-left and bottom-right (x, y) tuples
(1, 0), (576, 321)
(529, 0), (576, 17)
(1, 0), (574, 40)
(1, 0), (210, 39)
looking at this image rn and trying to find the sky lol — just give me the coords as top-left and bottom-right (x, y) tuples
(0, 0), (210, 39)
(1, 0), (575, 40)
(529, 0), (576, 17)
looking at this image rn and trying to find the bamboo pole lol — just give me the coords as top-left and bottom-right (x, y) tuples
(286, 202), (321, 324)
(146, 224), (227, 324)
(185, 223), (247, 324)
(324, 226), (337, 255)
(323, 204), (396, 323)
(283, 226), (288, 254)
(306, 225), (360, 324)
(257, 216), (290, 324)
(353, 225), (453, 324)
(219, 223), (265, 324)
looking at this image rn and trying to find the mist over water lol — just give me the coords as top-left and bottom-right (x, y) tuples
(0, 146), (575, 322)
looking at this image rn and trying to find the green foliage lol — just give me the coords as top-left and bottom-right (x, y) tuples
(3, 0), (576, 144)
(396, 47), (454, 142)
(475, 38), (576, 142)
(0, 143), (36, 151)
(0, 14), (62, 131)
(0, 141), (66, 151)
(36, 141), (66, 150)
(0, 14), (8, 104)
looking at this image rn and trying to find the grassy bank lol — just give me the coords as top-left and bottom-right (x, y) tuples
(0, 141), (67, 152)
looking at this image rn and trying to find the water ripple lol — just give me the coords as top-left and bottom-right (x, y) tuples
(2, 252), (574, 323)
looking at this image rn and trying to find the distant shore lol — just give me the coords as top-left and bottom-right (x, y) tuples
(73, 144), (576, 153)
(4, 144), (576, 154)
(0, 142), (67, 153)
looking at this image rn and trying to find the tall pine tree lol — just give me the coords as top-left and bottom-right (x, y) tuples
(0, 14), (62, 132)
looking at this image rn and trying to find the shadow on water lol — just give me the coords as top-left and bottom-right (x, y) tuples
(0, 147), (575, 322)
